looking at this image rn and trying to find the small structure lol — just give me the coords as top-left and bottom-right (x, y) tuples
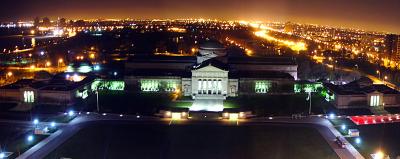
(159, 108), (189, 119)
(222, 108), (252, 120)
(348, 129), (360, 137)
(34, 126), (50, 135)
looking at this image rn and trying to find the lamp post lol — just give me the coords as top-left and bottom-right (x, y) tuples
(376, 70), (381, 80)
(308, 91), (312, 115)
(96, 90), (100, 113)
(58, 58), (63, 67)
(305, 90), (312, 115)
(384, 76), (388, 85)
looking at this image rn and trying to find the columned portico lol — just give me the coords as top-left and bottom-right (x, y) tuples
(197, 78), (222, 95)
(190, 63), (229, 111)
(191, 64), (228, 100)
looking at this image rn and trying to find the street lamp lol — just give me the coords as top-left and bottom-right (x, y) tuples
(383, 76), (388, 85)
(341, 124), (346, 130)
(58, 58), (63, 67)
(27, 135), (34, 142)
(45, 61), (51, 67)
(33, 119), (39, 125)
(329, 113), (335, 119)
(376, 70), (381, 79)
(307, 91), (312, 115)
(355, 137), (361, 144)
(95, 90), (100, 113)
(6, 72), (12, 77)
(50, 121), (56, 127)
(68, 110), (74, 117)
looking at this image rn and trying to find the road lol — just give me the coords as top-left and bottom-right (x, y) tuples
(15, 113), (364, 159)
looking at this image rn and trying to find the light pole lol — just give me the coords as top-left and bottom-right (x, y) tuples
(58, 59), (62, 67)
(376, 70), (381, 80)
(308, 91), (312, 115)
(96, 90), (100, 112)
(354, 64), (359, 80)
(384, 76), (388, 85)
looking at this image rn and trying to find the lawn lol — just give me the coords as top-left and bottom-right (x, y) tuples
(226, 94), (336, 116)
(347, 123), (400, 158)
(84, 91), (174, 115)
(0, 125), (48, 159)
(330, 118), (400, 158)
(45, 122), (338, 159)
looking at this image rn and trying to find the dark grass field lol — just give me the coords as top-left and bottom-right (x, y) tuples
(348, 123), (400, 158)
(225, 94), (336, 116)
(0, 125), (47, 159)
(45, 122), (338, 159)
(330, 118), (400, 158)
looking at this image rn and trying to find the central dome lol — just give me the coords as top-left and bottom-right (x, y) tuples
(197, 40), (227, 64)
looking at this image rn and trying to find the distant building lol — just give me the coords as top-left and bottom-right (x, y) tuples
(324, 77), (400, 109)
(125, 40), (298, 111)
(384, 34), (400, 62)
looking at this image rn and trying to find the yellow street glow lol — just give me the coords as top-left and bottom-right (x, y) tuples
(254, 30), (307, 52)
(373, 151), (384, 159)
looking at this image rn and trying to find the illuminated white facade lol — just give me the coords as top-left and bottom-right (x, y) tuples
(191, 65), (229, 99)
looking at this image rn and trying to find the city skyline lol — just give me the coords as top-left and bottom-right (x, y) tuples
(0, 0), (400, 33)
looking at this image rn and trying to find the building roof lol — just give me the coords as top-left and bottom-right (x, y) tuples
(0, 79), (35, 89)
(126, 69), (191, 78)
(229, 71), (294, 80)
(192, 58), (229, 71)
(228, 56), (297, 65)
(199, 40), (225, 49)
(0, 73), (96, 92)
(127, 55), (196, 63)
(325, 77), (400, 95)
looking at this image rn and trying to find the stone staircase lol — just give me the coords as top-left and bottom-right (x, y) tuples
(370, 106), (389, 115)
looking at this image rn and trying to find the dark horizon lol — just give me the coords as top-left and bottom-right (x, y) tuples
(0, 0), (400, 33)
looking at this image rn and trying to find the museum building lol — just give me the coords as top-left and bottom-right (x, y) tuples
(125, 40), (298, 111)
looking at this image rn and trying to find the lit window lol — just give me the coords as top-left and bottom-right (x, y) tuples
(140, 80), (159, 92)
(24, 91), (34, 103)
(370, 95), (380, 106)
(165, 81), (177, 92)
(255, 81), (271, 93)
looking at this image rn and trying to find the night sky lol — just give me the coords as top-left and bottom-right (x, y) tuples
(1, 0), (399, 33)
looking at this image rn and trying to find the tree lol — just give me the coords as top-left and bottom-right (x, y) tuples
(298, 59), (311, 80)
(42, 17), (51, 27)
(33, 17), (40, 27)
(58, 18), (66, 27)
